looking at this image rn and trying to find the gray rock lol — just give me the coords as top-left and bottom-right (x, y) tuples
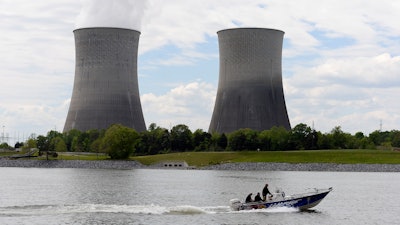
(2, 158), (400, 172)
(200, 162), (400, 172)
(0, 158), (143, 169)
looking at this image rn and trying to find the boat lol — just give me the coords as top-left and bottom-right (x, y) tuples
(230, 187), (332, 211)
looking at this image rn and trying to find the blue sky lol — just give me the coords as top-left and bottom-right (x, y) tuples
(1, 0), (400, 144)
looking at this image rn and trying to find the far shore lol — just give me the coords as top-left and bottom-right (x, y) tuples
(1, 158), (400, 172)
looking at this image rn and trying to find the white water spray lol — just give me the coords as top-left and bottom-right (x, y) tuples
(0, 204), (300, 216)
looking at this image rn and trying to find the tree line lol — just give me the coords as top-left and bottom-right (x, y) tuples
(12, 123), (400, 159)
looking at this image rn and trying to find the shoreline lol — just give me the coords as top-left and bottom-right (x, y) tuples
(1, 158), (400, 172)
(0, 158), (144, 170)
(201, 162), (400, 172)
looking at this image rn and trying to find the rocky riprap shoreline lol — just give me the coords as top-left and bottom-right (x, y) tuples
(201, 162), (400, 172)
(1, 158), (400, 172)
(0, 158), (144, 169)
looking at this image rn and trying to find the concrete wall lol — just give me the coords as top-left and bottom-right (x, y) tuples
(63, 27), (146, 132)
(209, 28), (290, 133)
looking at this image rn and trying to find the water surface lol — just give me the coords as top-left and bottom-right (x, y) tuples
(0, 168), (399, 224)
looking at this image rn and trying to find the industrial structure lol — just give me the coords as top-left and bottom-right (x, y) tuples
(209, 28), (291, 133)
(63, 27), (146, 132)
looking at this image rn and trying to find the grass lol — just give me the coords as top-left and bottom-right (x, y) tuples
(3, 149), (400, 167)
(0, 151), (109, 161)
(57, 153), (109, 161)
(131, 150), (400, 167)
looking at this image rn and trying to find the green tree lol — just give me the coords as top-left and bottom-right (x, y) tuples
(71, 136), (79, 152)
(90, 138), (105, 154)
(193, 129), (212, 151)
(75, 132), (89, 152)
(210, 132), (220, 151)
(289, 123), (315, 150)
(355, 132), (364, 139)
(138, 124), (170, 155)
(0, 142), (11, 150)
(170, 124), (193, 151)
(148, 123), (157, 131)
(243, 129), (259, 150)
(64, 129), (82, 151)
(269, 126), (290, 150)
(25, 138), (37, 149)
(36, 135), (49, 152)
(392, 130), (400, 147)
(330, 126), (349, 149)
(36, 134), (58, 160)
(217, 133), (228, 151)
(52, 137), (67, 152)
(14, 142), (24, 149)
(317, 132), (332, 149)
(369, 130), (392, 146)
(101, 124), (140, 159)
(228, 129), (259, 150)
(46, 131), (63, 151)
(228, 129), (247, 150)
(359, 138), (375, 149)
(259, 130), (272, 150)
(353, 131), (374, 149)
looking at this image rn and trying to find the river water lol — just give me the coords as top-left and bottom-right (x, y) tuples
(0, 167), (399, 225)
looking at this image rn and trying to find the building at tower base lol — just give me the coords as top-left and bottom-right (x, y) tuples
(209, 28), (291, 134)
(63, 27), (146, 133)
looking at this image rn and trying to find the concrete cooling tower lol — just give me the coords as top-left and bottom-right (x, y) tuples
(209, 28), (291, 134)
(63, 27), (146, 132)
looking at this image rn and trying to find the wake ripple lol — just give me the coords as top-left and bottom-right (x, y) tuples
(0, 204), (298, 216)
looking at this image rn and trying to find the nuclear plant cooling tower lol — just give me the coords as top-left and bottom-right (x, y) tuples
(63, 27), (146, 132)
(209, 28), (291, 134)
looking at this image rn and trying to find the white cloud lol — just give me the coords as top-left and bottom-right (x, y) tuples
(1, 0), (400, 144)
(318, 54), (400, 87)
(138, 0), (400, 66)
(288, 53), (400, 89)
(141, 81), (216, 131)
(285, 53), (400, 134)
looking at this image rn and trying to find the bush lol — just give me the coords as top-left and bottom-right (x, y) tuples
(101, 124), (140, 159)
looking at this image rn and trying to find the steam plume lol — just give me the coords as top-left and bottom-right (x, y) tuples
(76, 0), (148, 31)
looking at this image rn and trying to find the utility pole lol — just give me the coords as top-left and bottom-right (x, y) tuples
(1, 125), (4, 143)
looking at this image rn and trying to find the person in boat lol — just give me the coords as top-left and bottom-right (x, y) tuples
(262, 183), (273, 201)
(254, 192), (262, 202)
(245, 193), (253, 203)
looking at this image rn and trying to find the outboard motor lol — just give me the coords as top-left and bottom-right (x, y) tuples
(229, 198), (241, 211)
(273, 188), (286, 200)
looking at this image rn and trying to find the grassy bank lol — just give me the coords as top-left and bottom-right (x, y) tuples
(57, 153), (109, 160)
(3, 149), (400, 167)
(131, 150), (400, 167)
(0, 151), (109, 161)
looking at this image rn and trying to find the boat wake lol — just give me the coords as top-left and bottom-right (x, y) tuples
(0, 204), (298, 216)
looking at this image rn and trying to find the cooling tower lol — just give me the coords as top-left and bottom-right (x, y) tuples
(63, 27), (146, 132)
(209, 28), (291, 133)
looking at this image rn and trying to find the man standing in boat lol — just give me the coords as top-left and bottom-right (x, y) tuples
(262, 183), (273, 201)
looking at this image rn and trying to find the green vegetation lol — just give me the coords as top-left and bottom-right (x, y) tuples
(2, 147), (400, 167)
(5, 122), (400, 161)
(0, 142), (13, 150)
(131, 150), (400, 167)
(101, 124), (140, 159)
(56, 153), (109, 160)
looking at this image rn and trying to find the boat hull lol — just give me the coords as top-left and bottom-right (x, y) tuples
(231, 187), (332, 211)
